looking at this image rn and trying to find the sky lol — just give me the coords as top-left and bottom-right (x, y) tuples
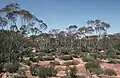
(0, 0), (120, 34)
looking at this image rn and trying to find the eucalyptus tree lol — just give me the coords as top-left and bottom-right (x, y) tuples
(0, 3), (47, 74)
(77, 26), (87, 49)
(86, 20), (94, 28)
(101, 22), (111, 37)
(86, 19), (111, 52)
(66, 25), (78, 50)
(0, 16), (8, 30)
(85, 26), (94, 47)
(86, 19), (111, 39)
(58, 30), (67, 46)
(48, 29), (61, 52)
(0, 3), (47, 35)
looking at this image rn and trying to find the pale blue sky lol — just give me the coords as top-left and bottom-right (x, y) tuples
(0, 0), (120, 33)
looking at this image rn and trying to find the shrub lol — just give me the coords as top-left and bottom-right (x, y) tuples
(43, 56), (55, 61)
(38, 56), (44, 61)
(63, 60), (80, 66)
(30, 64), (57, 77)
(23, 60), (32, 66)
(30, 64), (39, 76)
(46, 66), (57, 77)
(89, 68), (103, 75)
(23, 51), (35, 57)
(72, 54), (79, 58)
(0, 64), (3, 73)
(69, 65), (78, 77)
(59, 55), (73, 60)
(63, 61), (73, 66)
(29, 57), (39, 62)
(85, 60), (100, 70)
(108, 58), (117, 64)
(62, 51), (70, 55)
(82, 56), (94, 62)
(15, 66), (27, 78)
(116, 55), (120, 59)
(52, 60), (60, 65)
(103, 68), (117, 76)
(38, 52), (46, 56)
(72, 60), (80, 65)
(3, 62), (20, 73)
(40, 49), (53, 53)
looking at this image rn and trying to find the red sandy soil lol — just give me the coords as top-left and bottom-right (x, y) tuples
(25, 58), (120, 78)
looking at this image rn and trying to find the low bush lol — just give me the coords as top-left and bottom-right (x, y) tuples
(29, 57), (39, 62)
(23, 60), (32, 66)
(3, 62), (20, 73)
(103, 68), (117, 76)
(0, 64), (3, 73)
(63, 61), (72, 66)
(59, 55), (73, 60)
(23, 51), (36, 57)
(108, 58), (117, 64)
(30, 64), (57, 77)
(116, 55), (120, 59)
(72, 60), (80, 65)
(69, 65), (78, 77)
(82, 56), (94, 62)
(38, 52), (46, 56)
(63, 60), (80, 66)
(30, 64), (39, 76)
(89, 68), (103, 75)
(43, 56), (55, 61)
(72, 54), (79, 58)
(85, 60), (100, 70)
(52, 60), (60, 65)
(38, 56), (44, 61)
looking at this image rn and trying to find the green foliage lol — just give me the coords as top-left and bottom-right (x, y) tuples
(116, 55), (120, 59)
(114, 41), (120, 51)
(69, 65), (78, 77)
(43, 56), (55, 61)
(46, 66), (57, 77)
(85, 59), (103, 75)
(115, 50), (120, 55)
(15, 66), (27, 78)
(0, 64), (3, 73)
(40, 49), (53, 53)
(23, 51), (36, 57)
(30, 64), (57, 77)
(3, 62), (20, 73)
(38, 52), (46, 56)
(85, 60), (100, 70)
(82, 56), (94, 62)
(106, 49), (116, 59)
(63, 60), (80, 66)
(108, 58), (120, 64)
(38, 56), (44, 61)
(23, 60), (32, 66)
(29, 57), (39, 62)
(30, 64), (39, 76)
(29, 56), (55, 62)
(103, 68), (117, 76)
(52, 60), (60, 65)
(72, 54), (80, 58)
(89, 68), (103, 75)
(59, 55), (73, 60)
(0, 30), (25, 65)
